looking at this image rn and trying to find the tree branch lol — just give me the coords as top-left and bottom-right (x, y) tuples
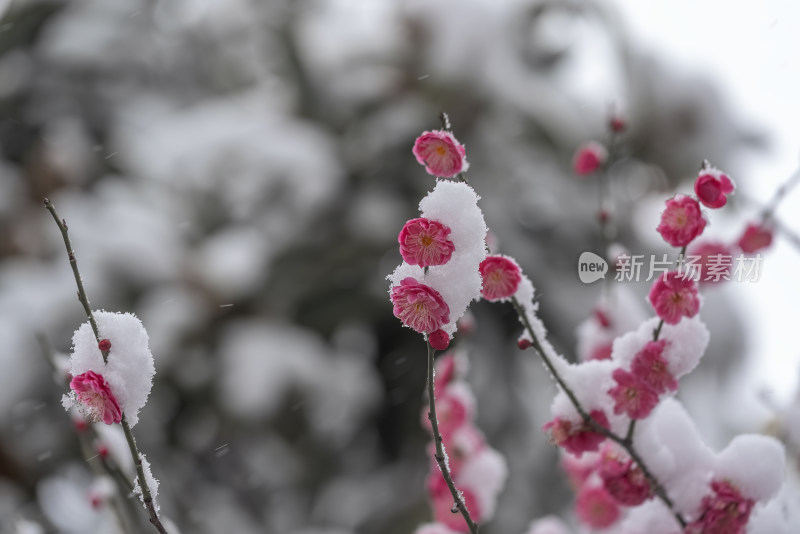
(43, 198), (168, 534)
(511, 296), (686, 529)
(426, 342), (479, 534)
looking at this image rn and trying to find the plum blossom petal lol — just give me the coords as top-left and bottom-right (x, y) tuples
(575, 485), (620, 528)
(656, 194), (707, 247)
(413, 130), (469, 178)
(391, 277), (450, 334)
(543, 410), (609, 457)
(69, 371), (122, 425)
(607, 368), (659, 420)
(737, 223), (773, 254)
(479, 255), (522, 302)
(399, 217), (455, 267)
(694, 168), (735, 209)
(684, 480), (754, 534)
(573, 142), (607, 176)
(648, 271), (701, 325)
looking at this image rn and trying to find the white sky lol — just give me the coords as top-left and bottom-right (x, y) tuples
(612, 0), (800, 412)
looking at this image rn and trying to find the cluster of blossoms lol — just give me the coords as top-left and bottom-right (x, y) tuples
(574, 136), (774, 285)
(655, 165), (774, 286)
(538, 307), (786, 534)
(389, 129), (487, 349)
(536, 396), (785, 534)
(532, 160), (788, 533)
(417, 353), (507, 532)
(389, 178), (488, 348)
(390, 129), (525, 533)
(392, 127), (791, 534)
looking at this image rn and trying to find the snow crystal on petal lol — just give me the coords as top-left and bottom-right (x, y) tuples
(68, 311), (156, 427)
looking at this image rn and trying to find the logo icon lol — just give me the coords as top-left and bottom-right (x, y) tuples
(578, 252), (608, 284)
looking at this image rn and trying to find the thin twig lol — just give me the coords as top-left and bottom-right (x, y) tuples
(596, 128), (621, 263)
(761, 168), (800, 223)
(652, 320), (664, 342)
(43, 199), (110, 364)
(43, 198), (168, 534)
(510, 297), (686, 529)
(426, 342), (479, 534)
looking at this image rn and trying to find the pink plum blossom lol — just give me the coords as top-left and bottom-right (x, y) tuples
(684, 480), (754, 534)
(694, 169), (735, 209)
(399, 218), (456, 267)
(543, 410), (609, 457)
(737, 223), (773, 254)
(607, 368), (659, 420)
(413, 130), (469, 178)
(479, 255), (522, 301)
(648, 271), (700, 325)
(561, 452), (601, 488)
(574, 485), (620, 528)
(598, 451), (652, 506)
(69, 371), (122, 425)
(656, 194), (707, 247)
(391, 278), (450, 334)
(609, 115), (626, 133)
(630, 339), (677, 393)
(428, 329), (451, 351)
(67, 311), (155, 428)
(572, 142), (607, 176)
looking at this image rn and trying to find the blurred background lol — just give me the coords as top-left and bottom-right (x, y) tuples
(1, 0), (799, 532)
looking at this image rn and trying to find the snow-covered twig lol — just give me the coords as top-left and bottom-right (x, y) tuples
(425, 342), (480, 534)
(510, 297), (686, 528)
(43, 198), (169, 534)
